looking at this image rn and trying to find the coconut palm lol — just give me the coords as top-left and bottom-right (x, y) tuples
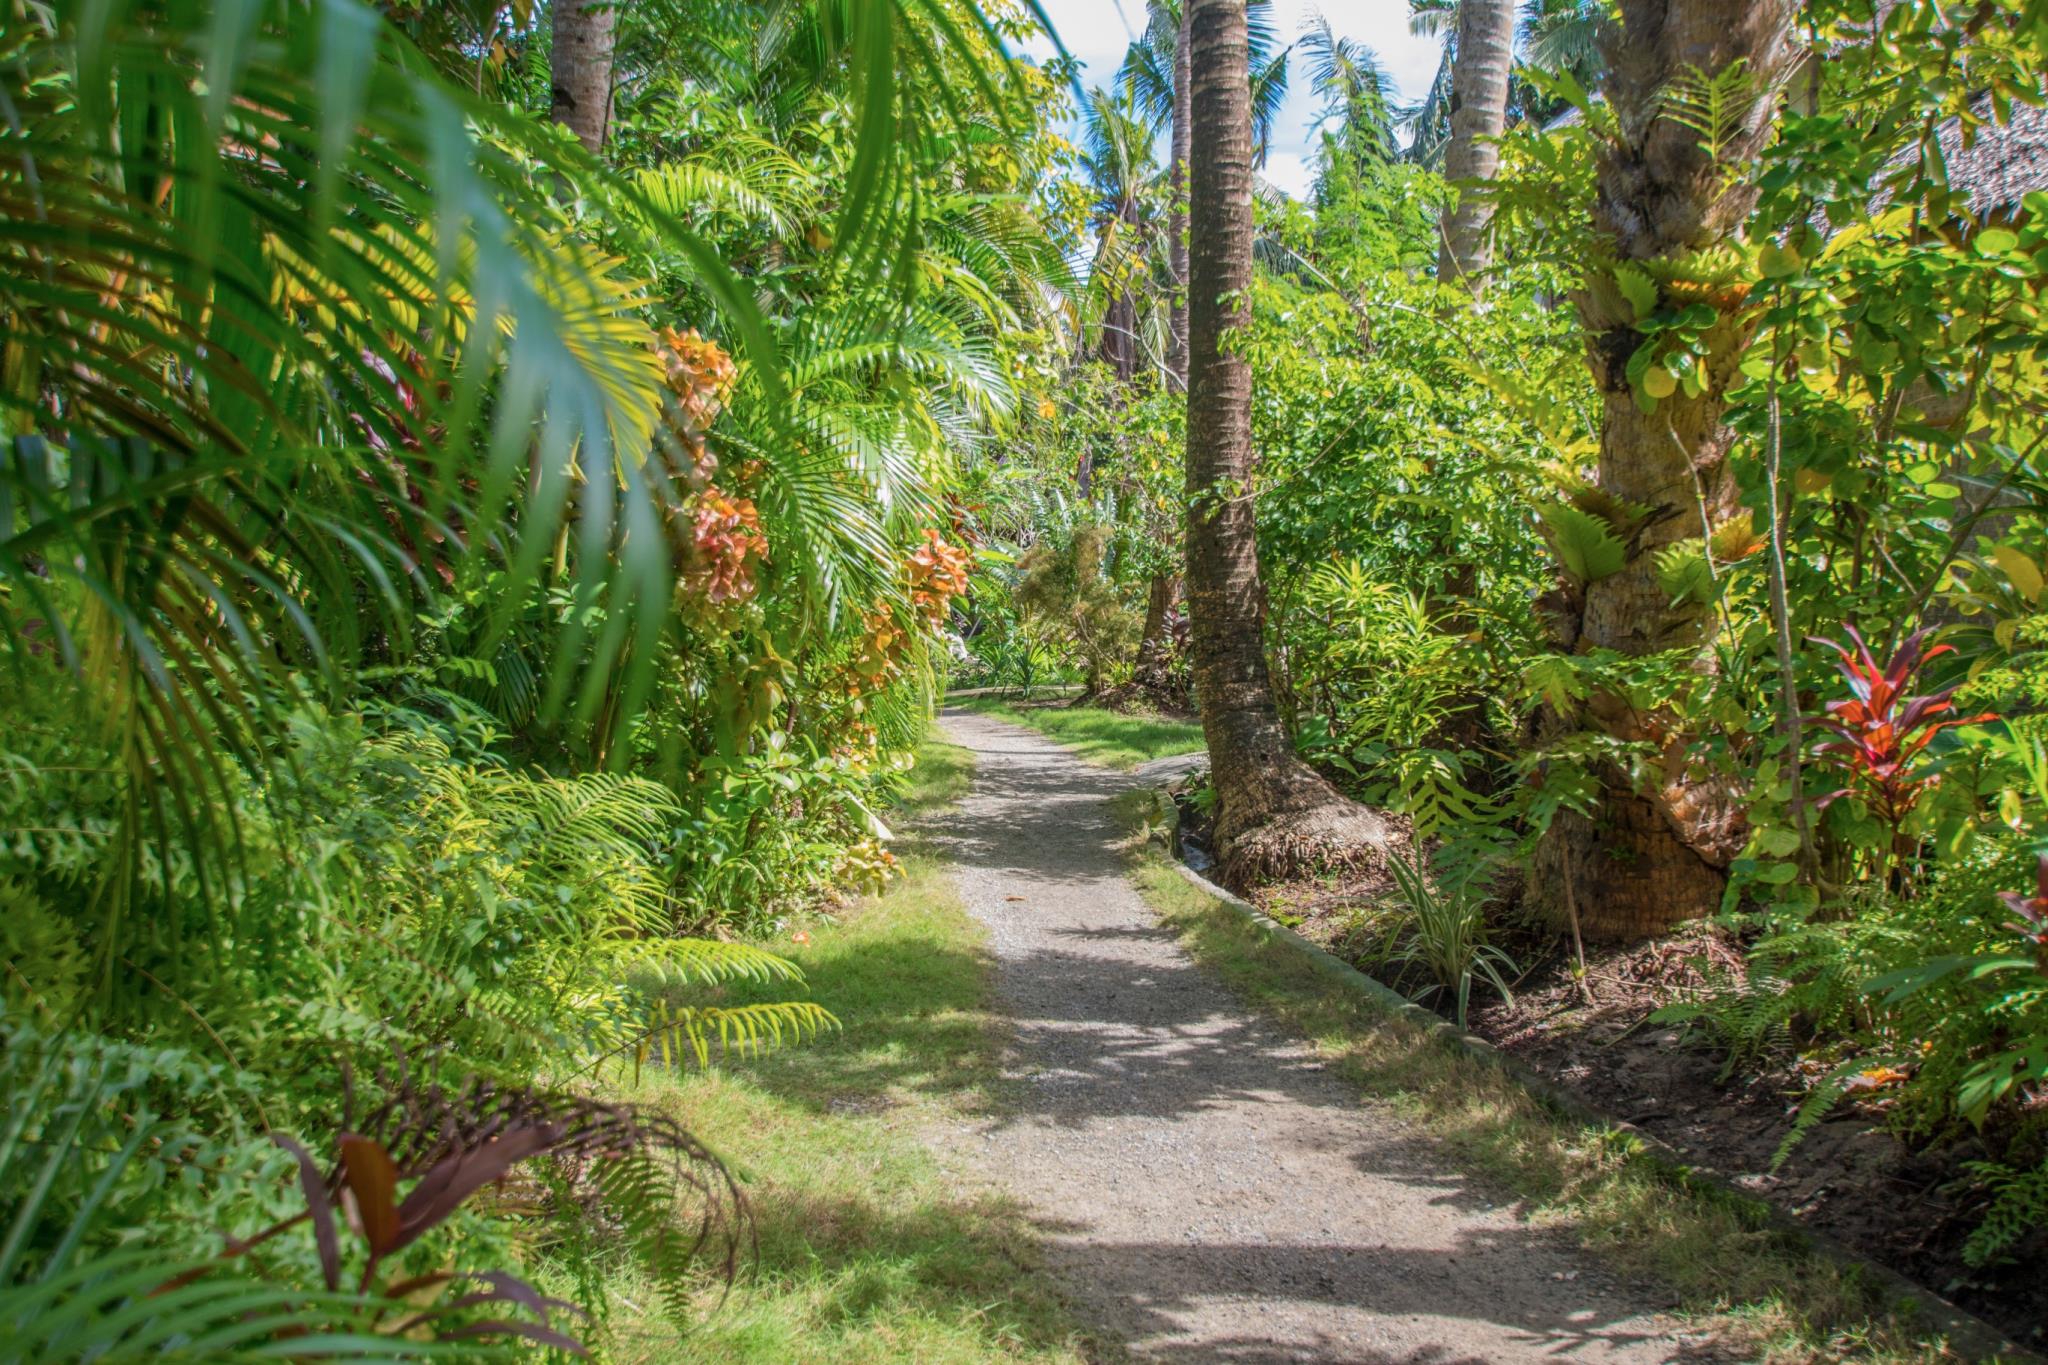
(1184, 0), (1390, 884)
(1300, 10), (1401, 196)
(1436, 0), (1518, 290)
(1079, 87), (1166, 386)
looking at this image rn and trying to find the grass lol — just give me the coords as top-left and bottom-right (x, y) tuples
(950, 695), (1205, 770)
(585, 738), (1095, 1364)
(897, 733), (975, 810)
(1107, 790), (1995, 1365)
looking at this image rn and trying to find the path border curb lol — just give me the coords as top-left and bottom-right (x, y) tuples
(1141, 789), (2038, 1365)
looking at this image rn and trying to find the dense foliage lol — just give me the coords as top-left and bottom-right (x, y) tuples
(0, 0), (1068, 1352)
(963, 0), (2048, 1293)
(12, 0), (2048, 1347)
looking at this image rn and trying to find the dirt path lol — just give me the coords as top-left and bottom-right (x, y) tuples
(927, 709), (1715, 1365)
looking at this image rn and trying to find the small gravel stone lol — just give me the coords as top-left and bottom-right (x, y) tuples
(924, 709), (1708, 1363)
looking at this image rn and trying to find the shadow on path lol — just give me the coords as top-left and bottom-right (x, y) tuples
(923, 708), (1714, 1364)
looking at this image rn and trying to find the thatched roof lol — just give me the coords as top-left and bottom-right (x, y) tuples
(1541, 89), (2048, 220)
(1937, 97), (2048, 218)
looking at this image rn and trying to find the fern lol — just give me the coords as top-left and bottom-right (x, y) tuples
(1658, 60), (1765, 165)
(1654, 543), (1716, 608)
(1537, 502), (1627, 583)
(1650, 968), (1793, 1082)
(1960, 1155), (2048, 1266)
(1770, 1055), (1903, 1170)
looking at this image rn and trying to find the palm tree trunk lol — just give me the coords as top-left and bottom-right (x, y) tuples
(1185, 0), (1389, 887)
(1435, 0), (1517, 291)
(1167, 8), (1192, 392)
(551, 0), (617, 155)
(1533, 0), (1799, 941)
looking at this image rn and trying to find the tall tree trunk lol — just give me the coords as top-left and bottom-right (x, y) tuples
(1435, 0), (1517, 292)
(1095, 199), (1143, 384)
(551, 0), (617, 156)
(1185, 0), (1389, 887)
(1533, 0), (1799, 940)
(1134, 573), (1180, 694)
(1167, 8), (1192, 392)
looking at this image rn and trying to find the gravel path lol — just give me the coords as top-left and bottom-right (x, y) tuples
(926, 709), (1713, 1365)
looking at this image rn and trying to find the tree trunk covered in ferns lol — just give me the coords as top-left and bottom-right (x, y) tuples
(551, 0), (617, 155)
(1533, 0), (1800, 941)
(1435, 0), (1516, 291)
(1185, 0), (1389, 886)
(1168, 7), (1192, 391)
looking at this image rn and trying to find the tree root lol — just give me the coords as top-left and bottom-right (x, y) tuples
(1218, 799), (1402, 890)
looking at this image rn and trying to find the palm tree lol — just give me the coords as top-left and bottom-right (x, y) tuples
(1079, 88), (1163, 387)
(1435, 0), (1518, 290)
(552, 0), (618, 153)
(1122, 0), (1292, 288)
(1532, 0), (1802, 939)
(0, 0), (1061, 987)
(1185, 0), (1389, 885)
(1123, 4), (1196, 390)
(1522, 0), (1606, 89)
(1299, 12), (1400, 200)
(1119, 0), (1289, 697)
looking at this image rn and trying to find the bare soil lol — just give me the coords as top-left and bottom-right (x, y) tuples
(1465, 942), (2048, 1352)
(1222, 852), (2048, 1353)
(927, 709), (1723, 1363)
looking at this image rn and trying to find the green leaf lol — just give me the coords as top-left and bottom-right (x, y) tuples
(1757, 826), (1802, 857)
(1537, 503), (1626, 583)
(1613, 264), (1658, 322)
(1975, 227), (2020, 256)
(1758, 241), (1803, 278)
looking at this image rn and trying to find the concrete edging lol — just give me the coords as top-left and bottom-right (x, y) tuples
(1145, 796), (2037, 1365)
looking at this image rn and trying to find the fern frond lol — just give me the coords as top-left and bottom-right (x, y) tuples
(611, 937), (808, 988)
(1960, 1155), (2048, 1267)
(635, 1000), (839, 1071)
(1658, 60), (1762, 164)
(1537, 503), (1626, 583)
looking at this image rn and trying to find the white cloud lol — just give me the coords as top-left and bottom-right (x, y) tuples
(1260, 149), (1314, 200)
(1019, 0), (1446, 197)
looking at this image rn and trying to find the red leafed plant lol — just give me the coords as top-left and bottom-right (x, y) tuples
(1808, 625), (1997, 882)
(157, 1064), (746, 1354)
(1998, 852), (2048, 973)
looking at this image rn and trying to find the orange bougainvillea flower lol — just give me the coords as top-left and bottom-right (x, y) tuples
(688, 488), (768, 604)
(654, 327), (738, 477)
(837, 529), (974, 696)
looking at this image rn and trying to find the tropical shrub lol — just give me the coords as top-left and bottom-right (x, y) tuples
(1379, 851), (1518, 1030)
(0, 0), (1069, 1349)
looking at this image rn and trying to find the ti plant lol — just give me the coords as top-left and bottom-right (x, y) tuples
(1, 1049), (746, 1361)
(1999, 852), (2048, 975)
(1807, 626), (1997, 886)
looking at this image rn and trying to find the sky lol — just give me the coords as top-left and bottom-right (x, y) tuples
(1017, 0), (1444, 199)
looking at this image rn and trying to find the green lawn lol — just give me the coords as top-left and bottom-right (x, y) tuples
(951, 696), (1205, 770)
(587, 738), (1094, 1364)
